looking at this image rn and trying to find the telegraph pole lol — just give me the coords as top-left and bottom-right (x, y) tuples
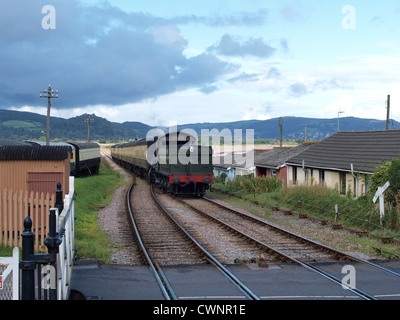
(40, 85), (58, 146)
(279, 117), (283, 147)
(85, 115), (94, 142)
(337, 109), (344, 131)
(386, 94), (390, 130)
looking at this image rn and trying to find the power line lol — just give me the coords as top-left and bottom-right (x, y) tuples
(51, 95), (64, 119)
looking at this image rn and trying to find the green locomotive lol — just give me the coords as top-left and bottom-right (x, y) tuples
(111, 131), (213, 196)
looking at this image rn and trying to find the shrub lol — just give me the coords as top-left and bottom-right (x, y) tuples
(369, 156), (400, 206)
(222, 175), (283, 194)
(281, 184), (380, 229)
(241, 176), (283, 193)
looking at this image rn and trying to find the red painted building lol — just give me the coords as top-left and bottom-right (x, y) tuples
(254, 144), (315, 186)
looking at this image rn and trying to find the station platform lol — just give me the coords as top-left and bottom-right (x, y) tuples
(70, 260), (164, 300)
(69, 259), (400, 301)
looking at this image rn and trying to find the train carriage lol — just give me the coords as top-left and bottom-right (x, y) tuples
(26, 141), (100, 176)
(69, 142), (101, 175)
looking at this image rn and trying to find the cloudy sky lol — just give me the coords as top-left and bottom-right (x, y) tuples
(1, 0), (400, 126)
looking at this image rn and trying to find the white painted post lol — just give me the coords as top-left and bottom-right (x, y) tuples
(373, 181), (390, 225)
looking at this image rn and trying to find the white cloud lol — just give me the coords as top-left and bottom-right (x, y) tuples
(10, 105), (48, 116)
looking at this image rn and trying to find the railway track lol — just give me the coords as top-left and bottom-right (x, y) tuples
(126, 177), (261, 300)
(108, 149), (400, 300)
(124, 175), (400, 299)
(172, 195), (400, 300)
(181, 197), (355, 263)
(128, 178), (207, 266)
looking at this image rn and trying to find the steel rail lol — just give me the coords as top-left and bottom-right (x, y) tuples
(180, 197), (377, 300)
(204, 197), (400, 279)
(151, 187), (261, 300)
(126, 179), (176, 300)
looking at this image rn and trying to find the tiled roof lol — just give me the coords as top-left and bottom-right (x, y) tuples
(254, 143), (315, 168)
(286, 130), (400, 173)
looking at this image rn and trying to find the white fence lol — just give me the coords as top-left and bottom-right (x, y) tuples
(0, 176), (75, 300)
(56, 176), (75, 300)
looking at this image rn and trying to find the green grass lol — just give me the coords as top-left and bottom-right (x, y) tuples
(2, 120), (42, 129)
(74, 158), (125, 263)
(0, 246), (14, 257)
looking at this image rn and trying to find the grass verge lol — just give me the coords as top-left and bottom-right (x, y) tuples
(74, 158), (125, 263)
(0, 246), (13, 257)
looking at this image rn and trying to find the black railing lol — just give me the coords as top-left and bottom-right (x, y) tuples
(19, 183), (64, 300)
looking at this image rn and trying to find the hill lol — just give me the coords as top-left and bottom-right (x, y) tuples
(177, 116), (399, 140)
(0, 109), (398, 141)
(0, 110), (150, 141)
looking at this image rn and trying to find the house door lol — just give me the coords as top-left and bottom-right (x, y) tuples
(28, 172), (63, 196)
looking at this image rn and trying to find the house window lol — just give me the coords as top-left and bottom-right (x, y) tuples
(292, 166), (297, 185)
(320, 169), (325, 185)
(340, 172), (346, 195)
(364, 174), (370, 194)
(271, 169), (276, 177)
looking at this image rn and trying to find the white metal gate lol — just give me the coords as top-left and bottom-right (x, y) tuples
(0, 247), (19, 300)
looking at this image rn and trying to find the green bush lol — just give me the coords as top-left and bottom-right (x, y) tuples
(241, 176), (283, 194)
(221, 175), (283, 194)
(214, 172), (227, 184)
(369, 157), (400, 205)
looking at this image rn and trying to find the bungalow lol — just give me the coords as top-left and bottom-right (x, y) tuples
(285, 130), (400, 197)
(213, 151), (255, 181)
(254, 143), (315, 185)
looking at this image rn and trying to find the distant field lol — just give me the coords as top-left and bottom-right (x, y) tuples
(98, 143), (117, 154)
(2, 120), (42, 129)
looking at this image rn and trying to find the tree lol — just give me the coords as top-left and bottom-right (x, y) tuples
(388, 157), (400, 196)
(369, 157), (400, 206)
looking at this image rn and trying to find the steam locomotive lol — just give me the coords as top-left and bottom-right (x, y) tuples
(111, 131), (213, 196)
